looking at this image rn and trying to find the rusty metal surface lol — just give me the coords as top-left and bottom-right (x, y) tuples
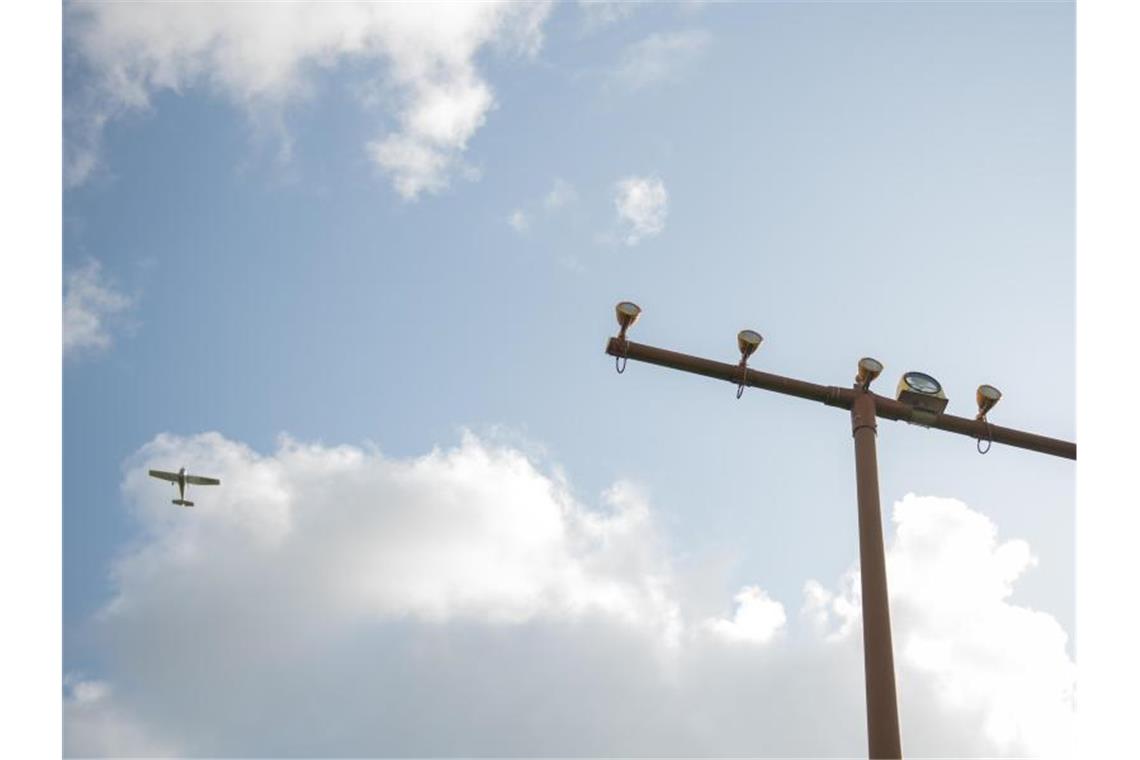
(605, 333), (1075, 759)
(851, 391), (903, 759)
(606, 337), (1076, 460)
(607, 337), (838, 403)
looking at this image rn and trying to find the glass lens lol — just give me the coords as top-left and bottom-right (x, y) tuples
(906, 373), (940, 393)
(739, 330), (761, 345)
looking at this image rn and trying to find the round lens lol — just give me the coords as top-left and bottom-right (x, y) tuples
(616, 301), (641, 317)
(738, 329), (762, 346)
(905, 372), (941, 394)
(978, 384), (1001, 401)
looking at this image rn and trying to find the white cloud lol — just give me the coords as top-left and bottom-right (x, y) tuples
(65, 2), (553, 197)
(703, 585), (787, 645)
(507, 178), (576, 235)
(543, 177), (578, 209)
(110, 431), (680, 633)
(577, 1), (640, 32)
(67, 434), (1073, 757)
(612, 29), (710, 90)
(807, 494), (1076, 758)
(615, 175), (668, 244)
(64, 678), (176, 758)
(507, 208), (529, 233)
(63, 259), (132, 358)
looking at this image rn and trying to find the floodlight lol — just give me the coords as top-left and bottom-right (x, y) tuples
(896, 371), (949, 424)
(898, 371), (943, 396)
(615, 301), (642, 340)
(855, 357), (884, 389)
(737, 330), (763, 362)
(976, 384), (1002, 419)
(732, 329), (763, 399)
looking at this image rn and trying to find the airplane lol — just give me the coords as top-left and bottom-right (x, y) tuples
(148, 467), (221, 507)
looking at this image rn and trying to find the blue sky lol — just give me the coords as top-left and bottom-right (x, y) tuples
(61, 2), (1076, 756)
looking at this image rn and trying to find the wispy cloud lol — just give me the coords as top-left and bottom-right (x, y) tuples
(577, 1), (641, 32)
(63, 259), (132, 359)
(65, 2), (553, 198)
(64, 677), (175, 758)
(614, 175), (668, 245)
(507, 208), (529, 233)
(611, 29), (711, 90)
(507, 177), (577, 235)
(543, 177), (578, 210)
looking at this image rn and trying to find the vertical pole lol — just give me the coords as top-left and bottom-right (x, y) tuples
(851, 388), (902, 759)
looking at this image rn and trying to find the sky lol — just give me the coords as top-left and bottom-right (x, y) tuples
(61, 2), (1076, 757)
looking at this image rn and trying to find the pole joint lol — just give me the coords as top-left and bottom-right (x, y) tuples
(851, 386), (878, 437)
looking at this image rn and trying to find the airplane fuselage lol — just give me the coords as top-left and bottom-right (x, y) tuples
(149, 465), (218, 507)
(169, 467), (194, 506)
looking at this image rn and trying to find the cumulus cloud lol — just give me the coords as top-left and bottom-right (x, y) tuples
(703, 586), (787, 645)
(67, 433), (1073, 757)
(63, 259), (132, 358)
(611, 29), (711, 90)
(615, 175), (667, 244)
(65, 2), (552, 197)
(110, 432), (679, 633)
(807, 494), (1076, 758)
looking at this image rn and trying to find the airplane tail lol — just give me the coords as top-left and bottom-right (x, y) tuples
(172, 499), (195, 507)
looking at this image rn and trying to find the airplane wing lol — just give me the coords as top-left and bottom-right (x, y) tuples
(149, 469), (179, 482)
(186, 475), (221, 486)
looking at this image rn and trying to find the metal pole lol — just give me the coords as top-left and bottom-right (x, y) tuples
(852, 388), (902, 759)
(605, 330), (1075, 759)
(605, 338), (1076, 460)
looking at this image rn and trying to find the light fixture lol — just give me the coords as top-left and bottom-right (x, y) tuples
(737, 329), (763, 361)
(976, 384), (1002, 420)
(735, 329), (763, 398)
(615, 301), (641, 341)
(896, 371), (949, 424)
(855, 357), (884, 390)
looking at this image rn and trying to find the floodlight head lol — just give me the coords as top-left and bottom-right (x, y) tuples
(976, 384), (1002, 419)
(737, 329), (763, 362)
(615, 301), (642, 340)
(855, 357), (884, 389)
(896, 371), (949, 425)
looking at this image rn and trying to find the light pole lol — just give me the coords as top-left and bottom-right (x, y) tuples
(604, 304), (1075, 760)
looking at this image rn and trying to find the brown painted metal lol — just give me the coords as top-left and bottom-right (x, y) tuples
(607, 336), (837, 403)
(606, 332), (1075, 759)
(605, 337), (1076, 460)
(851, 390), (903, 759)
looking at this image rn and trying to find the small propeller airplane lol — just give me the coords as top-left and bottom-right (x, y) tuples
(148, 467), (221, 507)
